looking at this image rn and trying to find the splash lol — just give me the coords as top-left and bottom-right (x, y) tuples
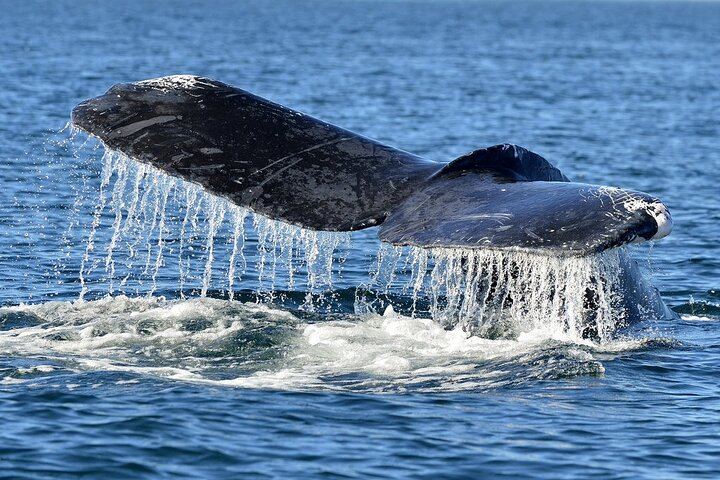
(68, 144), (658, 342)
(0, 296), (673, 392)
(363, 246), (629, 341)
(426, 248), (625, 340)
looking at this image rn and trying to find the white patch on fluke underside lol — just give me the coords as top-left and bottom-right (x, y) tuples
(647, 202), (672, 240)
(595, 186), (672, 241)
(621, 197), (673, 240)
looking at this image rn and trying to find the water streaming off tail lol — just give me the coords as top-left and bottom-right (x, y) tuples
(362, 245), (632, 341)
(430, 248), (624, 340)
(69, 144), (650, 341)
(73, 149), (351, 306)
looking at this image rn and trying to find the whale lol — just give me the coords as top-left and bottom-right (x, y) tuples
(71, 75), (676, 335)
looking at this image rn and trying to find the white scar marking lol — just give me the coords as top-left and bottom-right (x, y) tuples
(460, 213), (514, 222)
(251, 138), (351, 186)
(136, 75), (212, 90)
(113, 115), (179, 137)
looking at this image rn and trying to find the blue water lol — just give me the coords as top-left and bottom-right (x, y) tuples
(1, 0), (719, 478)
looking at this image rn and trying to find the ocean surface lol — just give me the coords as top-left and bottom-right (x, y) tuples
(1, 0), (719, 478)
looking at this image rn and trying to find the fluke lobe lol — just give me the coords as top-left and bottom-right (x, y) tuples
(71, 75), (671, 256)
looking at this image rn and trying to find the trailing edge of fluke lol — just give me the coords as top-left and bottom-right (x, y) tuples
(71, 75), (672, 256)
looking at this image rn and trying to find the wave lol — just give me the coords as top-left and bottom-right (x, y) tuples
(673, 300), (720, 316)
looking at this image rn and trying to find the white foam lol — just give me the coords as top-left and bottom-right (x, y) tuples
(0, 377), (26, 385)
(281, 308), (616, 391)
(682, 314), (717, 322)
(16, 365), (56, 374)
(1, 296), (292, 364)
(2, 296), (672, 392)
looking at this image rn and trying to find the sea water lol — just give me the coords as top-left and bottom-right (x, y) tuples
(1, 0), (719, 478)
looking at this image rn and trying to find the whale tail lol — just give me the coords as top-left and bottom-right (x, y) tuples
(71, 75), (671, 256)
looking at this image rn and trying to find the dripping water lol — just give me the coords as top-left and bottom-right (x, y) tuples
(75, 150), (350, 307)
(73, 146), (651, 342)
(361, 244), (638, 342)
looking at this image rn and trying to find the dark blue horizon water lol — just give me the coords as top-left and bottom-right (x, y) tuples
(1, 0), (719, 478)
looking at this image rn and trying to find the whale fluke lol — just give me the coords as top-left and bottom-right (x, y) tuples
(71, 75), (672, 256)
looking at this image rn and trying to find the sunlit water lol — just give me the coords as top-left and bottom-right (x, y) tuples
(1, 0), (719, 478)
